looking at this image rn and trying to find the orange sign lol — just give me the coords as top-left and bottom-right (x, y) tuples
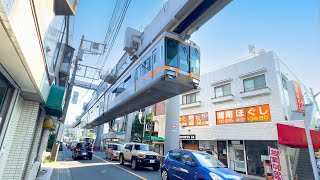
(188, 115), (195, 126)
(179, 116), (188, 126)
(216, 104), (271, 125)
(180, 112), (209, 126)
(235, 108), (246, 123)
(246, 105), (271, 122)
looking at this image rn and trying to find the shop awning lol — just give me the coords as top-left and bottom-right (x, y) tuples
(143, 136), (164, 142)
(277, 123), (320, 149)
(45, 85), (66, 117)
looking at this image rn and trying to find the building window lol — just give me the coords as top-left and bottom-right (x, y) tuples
(243, 74), (266, 92)
(182, 92), (199, 105)
(214, 83), (231, 98)
(282, 78), (287, 90)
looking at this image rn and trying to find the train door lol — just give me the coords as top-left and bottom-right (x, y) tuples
(152, 49), (158, 78)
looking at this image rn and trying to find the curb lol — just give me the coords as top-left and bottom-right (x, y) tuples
(36, 167), (53, 180)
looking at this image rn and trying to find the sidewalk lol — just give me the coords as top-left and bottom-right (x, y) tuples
(36, 150), (72, 180)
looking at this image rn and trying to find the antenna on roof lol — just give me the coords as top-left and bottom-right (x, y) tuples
(248, 44), (256, 56)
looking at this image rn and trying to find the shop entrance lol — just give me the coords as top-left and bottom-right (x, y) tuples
(217, 141), (228, 166)
(182, 140), (199, 150)
(232, 145), (246, 173)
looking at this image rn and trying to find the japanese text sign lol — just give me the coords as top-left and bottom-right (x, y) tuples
(293, 81), (305, 112)
(246, 104), (271, 123)
(269, 147), (282, 180)
(180, 112), (209, 127)
(216, 104), (271, 125)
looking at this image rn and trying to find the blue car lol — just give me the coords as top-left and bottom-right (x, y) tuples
(161, 149), (243, 180)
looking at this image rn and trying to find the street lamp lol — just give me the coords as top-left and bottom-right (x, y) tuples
(138, 109), (147, 143)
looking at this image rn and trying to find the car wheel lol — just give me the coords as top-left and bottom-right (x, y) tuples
(153, 165), (160, 171)
(161, 169), (169, 180)
(119, 155), (124, 165)
(131, 158), (138, 170)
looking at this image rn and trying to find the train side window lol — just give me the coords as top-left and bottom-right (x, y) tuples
(142, 58), (151, 75)
(123, 75), (131, 89)
(161, 46), (163, 62)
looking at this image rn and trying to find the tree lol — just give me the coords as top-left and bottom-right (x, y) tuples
(131, 112), (152, 142)
(88, 132), (95, 138)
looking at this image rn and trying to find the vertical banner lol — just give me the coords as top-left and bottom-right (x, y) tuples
(288, 81), (306, 113)
(269, 147), (282, 180)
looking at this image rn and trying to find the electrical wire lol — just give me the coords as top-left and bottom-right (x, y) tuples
(77, 0), (131, 103)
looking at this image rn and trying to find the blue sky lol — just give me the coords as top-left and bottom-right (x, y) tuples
(66, 0), (319, 124)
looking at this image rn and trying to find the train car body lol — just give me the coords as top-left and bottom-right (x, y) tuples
(82, 32), (200, 128)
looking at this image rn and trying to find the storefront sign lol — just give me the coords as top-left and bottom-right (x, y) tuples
(288, 81), (305, 113)
(269, 147), (282, 180)
(180, 112), (208, 127)
(216, 104), (271, 125)
(179, 134), (196, 140)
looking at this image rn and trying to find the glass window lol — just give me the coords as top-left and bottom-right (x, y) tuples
(134, 144), (150, 151)
(193, 152), (226, 168)
(282, 78), (287, 90)
(215, 83), (231, 98)
(165, 38), (179, 68)
(243, 74), (266, 92)
(180, 153), (195, 164)
(0, 74), (13, 138)
(179, 44), (189, 72)
(142, 58), (151, 75)
(190, 47), (200, 76)
(182, 92), (199, 105)
(169, 151), (180, 161)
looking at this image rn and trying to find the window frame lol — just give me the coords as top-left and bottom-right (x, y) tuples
(214, 83), (231, 98)
(182, 92), (199, 105)
(243, 74), (267, 92)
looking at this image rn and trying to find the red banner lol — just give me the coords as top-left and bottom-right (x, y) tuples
(292, 81), (305, 112)
(269, 147), (282, 180)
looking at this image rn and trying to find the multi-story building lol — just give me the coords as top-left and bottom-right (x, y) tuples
(179, 51), (318, 179)
(0, 0), (77, 179)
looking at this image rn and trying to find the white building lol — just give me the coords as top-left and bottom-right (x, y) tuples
(0, 1), (77, 179)
(179, 51), (317, 179)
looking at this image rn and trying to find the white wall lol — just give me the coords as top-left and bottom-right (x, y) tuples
(180, 52), (295, 140)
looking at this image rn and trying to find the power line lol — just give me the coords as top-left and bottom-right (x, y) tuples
(77, 0), (131, 103)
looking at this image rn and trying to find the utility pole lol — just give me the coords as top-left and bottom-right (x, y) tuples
(51, 36), (85, 162)
(61, 35), (85, 124)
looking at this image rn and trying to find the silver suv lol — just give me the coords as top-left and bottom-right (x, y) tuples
(119, 142), (160, 171)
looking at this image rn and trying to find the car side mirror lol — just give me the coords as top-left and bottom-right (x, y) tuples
(185, 161), (195, 167)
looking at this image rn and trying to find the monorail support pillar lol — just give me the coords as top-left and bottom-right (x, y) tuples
(95, 124), (104, 148)
(164, 96), (180, 155)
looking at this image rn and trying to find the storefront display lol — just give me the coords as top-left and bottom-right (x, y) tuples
(246, 140), (277, 176)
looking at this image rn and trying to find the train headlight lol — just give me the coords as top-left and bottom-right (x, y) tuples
(166, 70), (177, 78)
(192, 78), (199, 84)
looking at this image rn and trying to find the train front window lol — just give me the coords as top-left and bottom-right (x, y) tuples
(179, 44), (189, 72)
(190, 47), (200, 76)
(165, 38), (179, 68)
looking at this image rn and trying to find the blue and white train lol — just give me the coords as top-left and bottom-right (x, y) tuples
(81, 32), (200, 128)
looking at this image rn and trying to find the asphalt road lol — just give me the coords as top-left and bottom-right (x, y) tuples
(51, 145), (161, 180)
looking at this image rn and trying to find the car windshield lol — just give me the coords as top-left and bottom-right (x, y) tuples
(134, 144), (150, 151)
(193, 152), (226, 168)
(116, 145), (123, 150)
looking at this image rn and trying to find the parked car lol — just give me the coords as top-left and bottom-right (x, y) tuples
(72, 142), (93, 160)
(105, 143), (123, 161)
(161, 149), (243, 180)
(59, 142), (63, 151)
(119, 142), (160, 171)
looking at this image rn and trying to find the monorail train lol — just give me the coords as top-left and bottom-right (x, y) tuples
(81, 31), (200, 128)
